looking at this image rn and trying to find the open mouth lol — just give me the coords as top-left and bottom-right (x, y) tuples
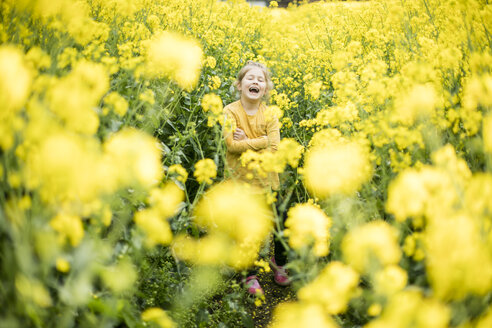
(249, 86), (260, 94)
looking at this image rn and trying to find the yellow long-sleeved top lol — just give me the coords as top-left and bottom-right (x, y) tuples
(224, 100), (280, 191)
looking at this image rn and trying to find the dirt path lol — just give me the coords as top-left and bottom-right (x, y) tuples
(249, 269), (297, 328)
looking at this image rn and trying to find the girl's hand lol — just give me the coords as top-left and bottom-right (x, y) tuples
(233, 128), (248, 140)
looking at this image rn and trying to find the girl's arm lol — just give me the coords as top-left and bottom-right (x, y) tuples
(225, 133), (269, 154)
(266, 116), (280, 152)
(223, 108), (268, 154)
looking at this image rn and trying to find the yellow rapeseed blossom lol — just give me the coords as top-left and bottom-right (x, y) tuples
(104, 91), (128, 116)
(298, 261), (359, 314)
(15, 275), (52, 308)
(0, 45), (31, 112)
(201, 93), (223, 126)
(264, 105), (284, 123)
(474, 306), (492, 328)
(269, 302), (337, 328)
(393, 83), (438, 125)
(240, 138), (303, 177)
(423, 214), (492, 300)
(141, 308), (176, 328)
(148, 182), (184, 218)
(386, 145), (469, 224)
(284, 203), (332, 257)
(305, 81), (323, 100)
(342, 221), (401, 273)
(48, 60), (109, 134)
(315, 102), (359, 127)
(194, 158), (217, 184)
(168, 164), (188, 183)
(144, 31), (203, 91)
(101, 259), (137, 293)
(50, 213), (84, 247)
(483, 113), (492, 153)
(104, 128), (163, 188)
(209, 75), (221, 90)
(386, 167), (457, 224)
(139, 88), (155, 105)
(173, 181), (272, 269)
(172, 234), (229, 266)
(205, 56), (216, 69)
(0, 45), (32, 149)
(303, 141), (372, 198)
(373, 265), (408, 296)
(365, 290), (450, 328)
(55, 258), (70, 273)
(134, 208), (173, 247)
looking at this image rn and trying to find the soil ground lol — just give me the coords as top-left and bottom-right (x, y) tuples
(249, 268), (296, 328)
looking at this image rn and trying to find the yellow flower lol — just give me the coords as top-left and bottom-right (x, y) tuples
(483, 113), (492, 153)
(50, 213), (84, 247)
(270, 302), (337, 328)
(134, 208), (173, 247)
(298, 261), (359, 314)
(423, 214), (492, 300)
(104, 91), (128, 116)
(305, 81), (323, 100)
(209, 75), (221, 90)
(285, 203), (332, 256)
(141, 308), (176, 328)
(373, 265), (408, 296)
(104, 128), (163, 188)
(0, 45), (32, 149)
(205, 56), (216, 69)
(101, 259), (137, 293)
(173, 181), (272, 269)
(264, 105), (284, 123)
(393, 83), (438, 125)
(148, 182), (184, 218)
(303, 141), (372, 198)
(56, 258), (70, 273)
(194, 158), (217, 184)
(48, 60), (108, 135)
(201, 93), (224, 127)
(168, 164), (188, 183)
(341, 221), (401, 273)
(367, 303), (382, 317)
(139, 88), (155, 105)
(0, 45), (32, 112)
(201, 93), (223, 115)
(144, 31), (203, 91)
(365, 290), (450, 328)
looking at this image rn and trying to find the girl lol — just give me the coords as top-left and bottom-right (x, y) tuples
(223, 61), (290, 296)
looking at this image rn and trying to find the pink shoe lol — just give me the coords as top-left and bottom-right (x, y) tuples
(270, 257), (291, 286)
(244, 275), (264, 296)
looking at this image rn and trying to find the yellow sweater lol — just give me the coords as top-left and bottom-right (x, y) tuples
(224, 100), (280, 191)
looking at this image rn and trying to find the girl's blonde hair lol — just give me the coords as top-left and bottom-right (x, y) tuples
(234, 61), (274, 96)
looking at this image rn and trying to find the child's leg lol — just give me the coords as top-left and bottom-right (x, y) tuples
(273, 199), (289, 266)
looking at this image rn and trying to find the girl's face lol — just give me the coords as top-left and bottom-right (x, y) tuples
(238, 67), (267, 101)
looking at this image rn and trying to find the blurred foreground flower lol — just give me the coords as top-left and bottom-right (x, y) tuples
(269, 302), (337, 328)
(172, 181), (272, 269)
(144, 31), (203, 91)
(284, 203), (332, 256)
(142, 308), (176, 328)
(0, 45), (31, 149)
(298, 261), (359, 314)
(341, 221), (401, 273)
(303, 140), (372, 198)
(365, 290), (449, 328)
(424, 214), (492, 300)
(194, 158), (217, 184)
(201, 93), (223, 127)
